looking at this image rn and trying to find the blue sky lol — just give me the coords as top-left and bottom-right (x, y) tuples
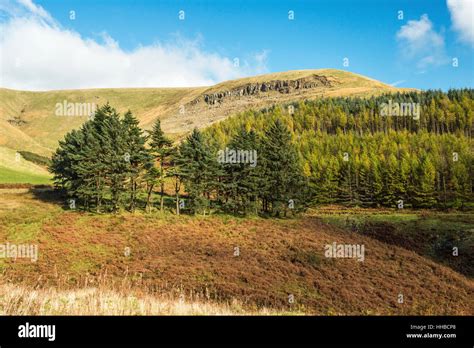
(0, 0), (473, 90)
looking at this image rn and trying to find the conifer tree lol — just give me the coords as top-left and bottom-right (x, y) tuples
(221, 128), (261, 215)
(150, 119), (173, 211)
(412, 156), (437, 208)
(174, 129), (221, 215)
(260, 119), (306, 216)
(122, 110), (153, 212)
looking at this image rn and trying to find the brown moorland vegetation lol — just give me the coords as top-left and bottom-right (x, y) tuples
(0, 189), (472, 315)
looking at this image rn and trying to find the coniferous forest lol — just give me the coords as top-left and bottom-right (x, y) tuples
(50, 90), (473, 215)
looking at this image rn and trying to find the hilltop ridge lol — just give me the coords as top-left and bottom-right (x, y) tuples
(0, 69), (404, 158)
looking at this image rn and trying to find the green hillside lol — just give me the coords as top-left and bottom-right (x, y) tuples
(0, 146), (51, 184)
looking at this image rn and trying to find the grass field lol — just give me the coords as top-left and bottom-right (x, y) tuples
(0, 189), (472, 315)
(0, 146), (51, 184)
(0, 166), (51, 185)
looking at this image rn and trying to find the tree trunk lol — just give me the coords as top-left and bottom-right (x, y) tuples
(175, 177), (181, 215)
(160, 182), (165, 212)
(160, 159), (165, 212)
(130, 178), (136, 213)
(145, 183), (154, 213)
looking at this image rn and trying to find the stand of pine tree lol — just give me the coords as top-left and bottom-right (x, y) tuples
(50, 90), (473, 214)
(50, 104), (307, 215)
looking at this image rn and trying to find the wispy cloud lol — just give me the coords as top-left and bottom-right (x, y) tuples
(389, 80), (406, 87)
(447, 0), (474, 47)
(396, 14), (448, 69)
(0, 0), (268, 91)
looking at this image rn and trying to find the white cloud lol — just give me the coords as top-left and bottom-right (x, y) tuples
(0, 0), (268, 91)
(0, 0), (55, 25)
(396, 14), (447, 68)
(17, 0), (53, 23)
(447, 0), (474, 46)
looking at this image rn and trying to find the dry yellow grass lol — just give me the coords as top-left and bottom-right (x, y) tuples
(0, 283), (299, 315)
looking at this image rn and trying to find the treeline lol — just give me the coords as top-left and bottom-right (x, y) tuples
(18, 151), (51, 167)
(206, 90), (473, 209)
(50, 104), (306, 216)
(209, 89), (474, 139)
(295, 89), (473, 136)
(51, 89), (473, 213)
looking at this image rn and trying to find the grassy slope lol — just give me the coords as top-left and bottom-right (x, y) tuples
(311, 206), (474, 277)
(160, 69), (411, 135)
(0, 69), (403, 154)
(0, 166), (51, 185)
(0, 87), (202, 183)
(0, 87), (203, 153)
(0, 190), (472, 315)
(0, 146), (51, 184)
(0, 69), (406, 183)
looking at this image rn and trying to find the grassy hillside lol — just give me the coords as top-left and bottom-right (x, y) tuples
(0, 189), (472, 315)
(312, 206), (474, 277)
(204, 69), (397, 95)
(0, 166), (51, 185)
(159, 68), (410, 135)
(0, 87), (203, 153)
(0, 69), (404, 156)
(0, 146), (51, 184)
(0, 69), (408, 184)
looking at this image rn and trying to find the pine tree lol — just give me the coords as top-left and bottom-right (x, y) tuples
(174, 129), (222, 215)
(337, 160), (354, 205)
(51, 104), (151, 212)
(102, 107), (129, 212)
(221, 128), (261, 215)
(51, 104), (119, 212)
(380, 154), (400, 207)
(412, 156), (437, 208)
(357, 153), (374, 206)
(149, 119), (173, 212)
(122, 110), (153, 212)
(260, 119), (306, 216)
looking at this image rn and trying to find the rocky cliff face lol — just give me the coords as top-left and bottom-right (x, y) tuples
(191, 74), (332, 106)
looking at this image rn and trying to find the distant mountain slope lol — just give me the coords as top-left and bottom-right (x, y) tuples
(0, 69), (406, 159)
(163, 69), (406, 134)
(0, 87), (203, 155)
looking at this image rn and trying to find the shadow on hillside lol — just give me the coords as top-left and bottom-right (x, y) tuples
(338, 217), (474, 278)
(29, 185), (67, 206)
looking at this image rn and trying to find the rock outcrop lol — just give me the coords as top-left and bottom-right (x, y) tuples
(191, 74), (332, 106)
